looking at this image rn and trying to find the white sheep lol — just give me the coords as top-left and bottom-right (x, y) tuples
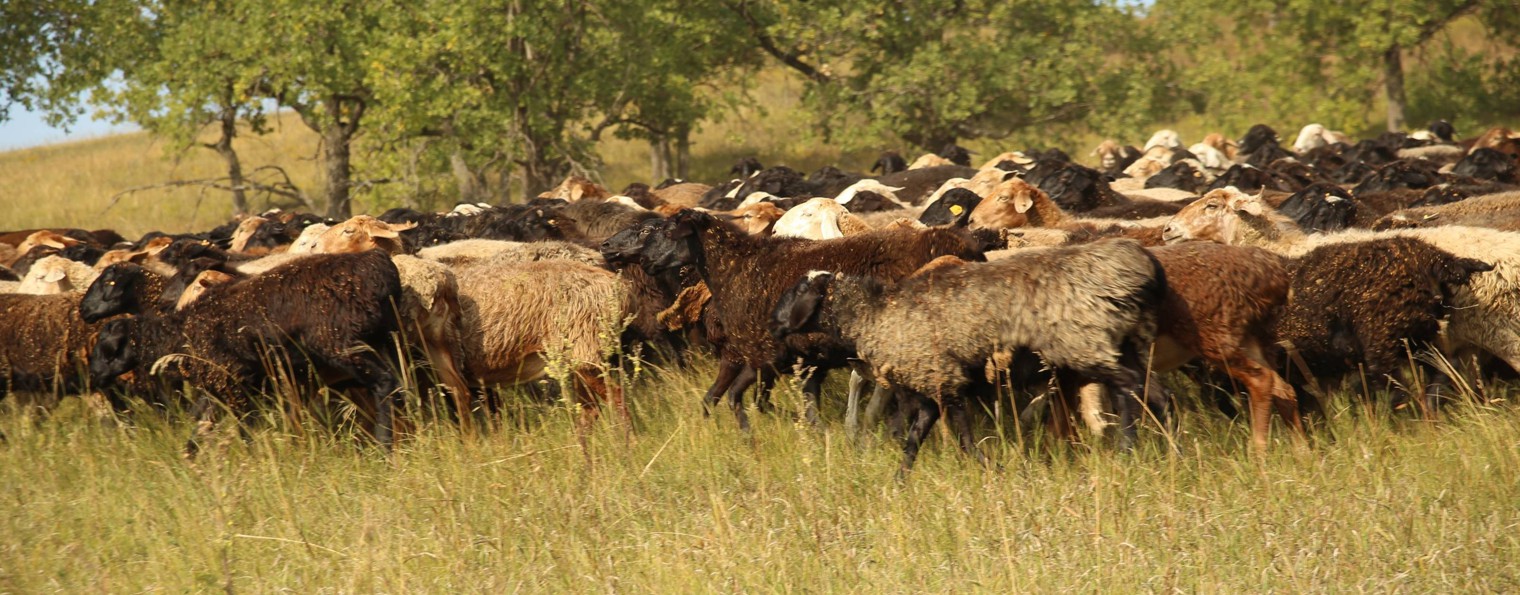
(17, 255), (99, 294)
(1143, 129), (1184, 152)
(833, 179), (908, 208)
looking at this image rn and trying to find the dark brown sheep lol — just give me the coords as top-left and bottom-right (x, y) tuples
(81, 250), (407, 456)
(1275, 237), (1492, 414)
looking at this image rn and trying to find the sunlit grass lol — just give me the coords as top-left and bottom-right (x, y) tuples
(3, 356), (1520, 591)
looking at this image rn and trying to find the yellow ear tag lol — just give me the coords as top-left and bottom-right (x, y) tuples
(949, 205), (964, 215)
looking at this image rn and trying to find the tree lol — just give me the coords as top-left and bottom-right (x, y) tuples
(91, 1), (286, 215)
(729, 0), (1170, 151)
(362, 0), (756, 204)
(1154, 0), (1520, 134)
(250, 0), (385, 218)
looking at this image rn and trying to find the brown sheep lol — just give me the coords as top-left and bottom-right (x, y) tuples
(660, 210), (985, 428)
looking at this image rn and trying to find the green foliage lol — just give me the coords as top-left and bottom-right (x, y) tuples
(1153, 0), (1517, 135)
(738, 0), (1171, 151)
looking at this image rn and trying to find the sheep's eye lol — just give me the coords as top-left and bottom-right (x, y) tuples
(639, 229), (650, 238)
(1204, 204), (1219, 212)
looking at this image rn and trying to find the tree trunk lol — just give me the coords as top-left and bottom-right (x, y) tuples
(324, 124), (354, 218)
(1383, 44), (1407, 133)
(450, 149), (485, 204)
(649, 136), (668, 181)
(211, 105), (248, 216)
(674, 126), (691, 180)
(322, 97), (364, 219)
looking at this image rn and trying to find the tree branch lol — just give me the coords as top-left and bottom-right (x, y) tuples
(728, 1), (830, 84)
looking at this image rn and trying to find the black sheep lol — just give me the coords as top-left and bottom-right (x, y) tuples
(81, 251), (407, 456)
(871, 151), (907, 175)
(1276, 183), (1356, 232)
(1452, 148), (1519, 184)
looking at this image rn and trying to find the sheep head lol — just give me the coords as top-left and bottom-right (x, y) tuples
(773, 197), (847, 240)
(969, 178), (1054, 230)
(81, 263), (155, 322)
(317, 216), (414, 255)
(89, 318), (137, 389)
(771, 270), (836, 339)
(1161, 186), (1263, 244)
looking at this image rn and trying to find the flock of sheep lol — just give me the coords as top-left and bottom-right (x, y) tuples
(3, 120), (1519, 471)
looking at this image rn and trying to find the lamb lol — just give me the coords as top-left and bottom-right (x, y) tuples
(1237, 124), (1292, 167)
(1145, 242), (1302, 450)
(1274, 237), (1491, 414)
(659, 210), (985, 429)
(1145, 159), (1215, 194)
(919, 188), (982, 226)
(1292, 123), (1349, 155)
(714, 202), (785, 235)
(770, 238), (1165, 470)
(1161, 187), (1520, 376)
(1451, 148), (1519, 184)
(834, 179), (909, 209)
(16, 255), (100, 294)
(1144, 129), (1184, 151)
(1276, 183), (1357, 232)
(540, 175), (612, 202)
(1185, 142), (1234, 174)
(80, 250), (407, 455)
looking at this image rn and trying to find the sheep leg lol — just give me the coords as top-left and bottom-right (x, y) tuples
(861, 383), (894, 433)
(723, 365), (759, 431)
(754, 368), (778, 415)
(574, 367), (632, 439)
(701, 359), (745, 417)
(1077, 383), (1112, 436)
(899, 390), (941, 474)
(942, 385), (988, 466)
(1049, 371), (1081, 443)
(422, 335), (481, 435)
(326, 351), (403, 450)
(183, 395), (220, 460)
(800, 370), (826, 426)
(845, 369), (868, 437)
(1091, 362), (1143, 452)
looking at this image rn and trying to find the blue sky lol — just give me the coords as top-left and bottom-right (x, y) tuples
(0, 104), (138, 151)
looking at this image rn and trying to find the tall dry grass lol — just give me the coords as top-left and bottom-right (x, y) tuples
(2, 358), (1519, 591)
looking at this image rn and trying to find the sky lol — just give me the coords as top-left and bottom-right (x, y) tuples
(0, 103), (139, 151)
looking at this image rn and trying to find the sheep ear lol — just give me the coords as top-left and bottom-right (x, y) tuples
(40, 267), (67, 283)
(1013, 193), (1035, 214)
(1229, 194), (1264, 216)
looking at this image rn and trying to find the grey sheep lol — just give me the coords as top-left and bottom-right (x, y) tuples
(772, 238), (1166, 471)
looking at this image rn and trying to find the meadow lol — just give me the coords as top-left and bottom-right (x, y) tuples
(4, 79), (1520, 591)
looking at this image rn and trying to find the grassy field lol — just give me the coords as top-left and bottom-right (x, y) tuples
(3, 359), (1520, 591)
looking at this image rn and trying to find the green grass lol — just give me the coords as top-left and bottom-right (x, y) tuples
(4, 357), (1520, 591)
